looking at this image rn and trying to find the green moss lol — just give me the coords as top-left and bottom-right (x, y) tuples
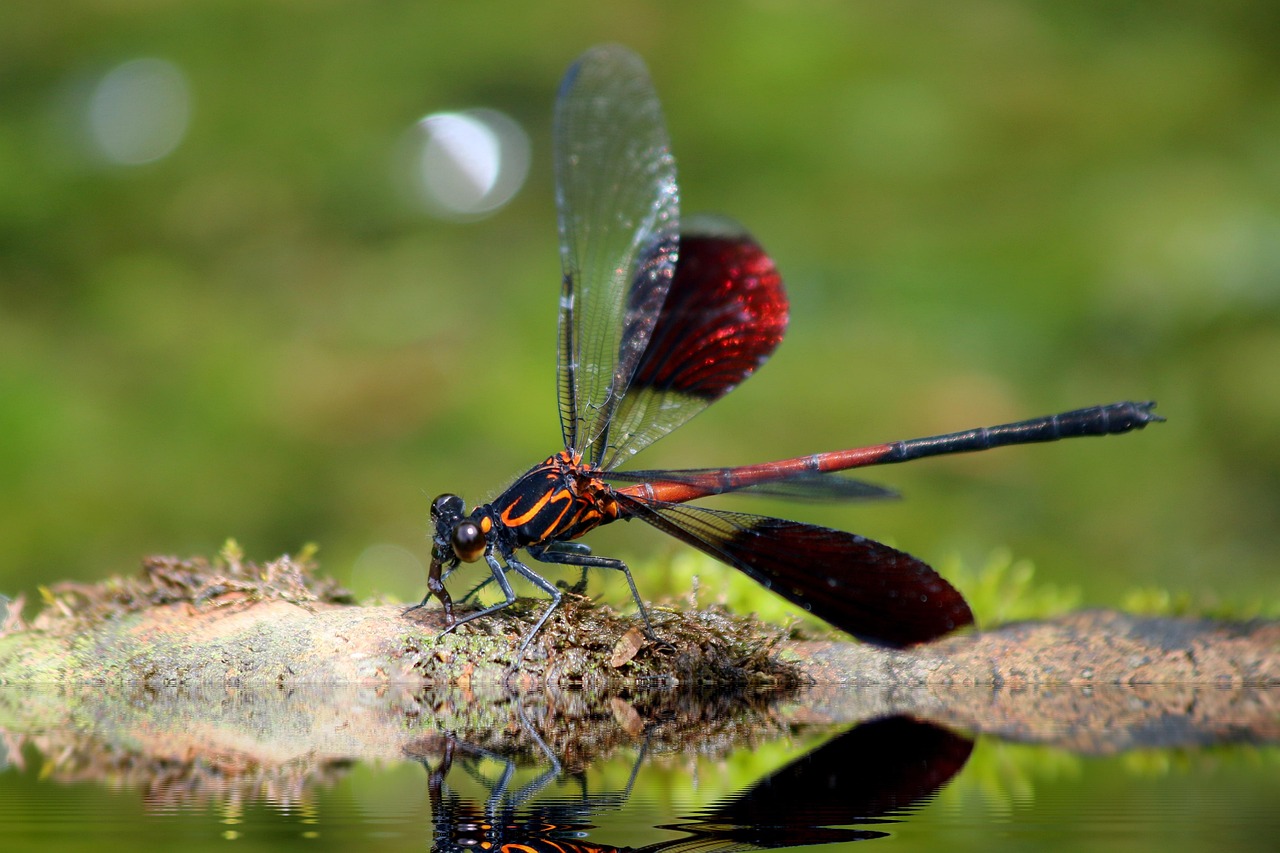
(942, 549), (1083, 626)
(1121, 586), (1280, 620)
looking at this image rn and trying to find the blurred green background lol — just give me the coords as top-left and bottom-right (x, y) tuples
(2, 2), (1277, 620)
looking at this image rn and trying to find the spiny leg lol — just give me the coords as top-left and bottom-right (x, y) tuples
(427, 545), (659, 663)
(432, 551), (565, 665)
(454, 543), (591, 603)
(456, 573), (498, 605)
(503, 555), (564, 660)
(527, 542), (664, 645)
(536, 541), (592, 593)
(439, 551), (519, 633)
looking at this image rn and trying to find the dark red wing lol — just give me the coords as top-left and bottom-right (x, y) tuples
(597, 217), (788, 470)
(632, 218), (788, 398)
(704, 716), (973, 828)
(619, 497), (974, 647)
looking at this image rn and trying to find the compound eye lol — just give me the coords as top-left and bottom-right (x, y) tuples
(431, 494), (464, 522)
(451, 521), (485, 563)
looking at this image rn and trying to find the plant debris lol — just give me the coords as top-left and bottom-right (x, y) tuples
(10, 545), (354, 637)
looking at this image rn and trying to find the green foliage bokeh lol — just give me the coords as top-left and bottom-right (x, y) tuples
(2, 2), (1277, 618)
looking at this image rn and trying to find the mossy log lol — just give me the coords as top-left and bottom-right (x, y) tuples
(1, 554), (1276, 688)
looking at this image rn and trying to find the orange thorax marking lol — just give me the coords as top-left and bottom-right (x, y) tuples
(495, 453), (618, 542)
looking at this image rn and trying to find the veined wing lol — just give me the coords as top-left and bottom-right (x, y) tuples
(554, 45), (679, 461)
(597, 216), (788, 469)
(618, 497), (975, 647)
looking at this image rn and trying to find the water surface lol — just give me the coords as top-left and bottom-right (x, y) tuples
(1, 683), (1275, 852)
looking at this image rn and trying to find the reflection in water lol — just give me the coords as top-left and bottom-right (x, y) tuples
(673, 716), (973, 841)
(0, 681), (1275, 847)
(411, 711), (973, 852)
(9, 721), (354, 814)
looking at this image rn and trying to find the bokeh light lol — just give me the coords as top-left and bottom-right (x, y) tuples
(87, 57), (191, 165)
(410, 108), (530, 219)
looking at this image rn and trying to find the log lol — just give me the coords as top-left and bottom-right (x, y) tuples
(0, 554), (1276, 786)
(1, 554), (1275, 688)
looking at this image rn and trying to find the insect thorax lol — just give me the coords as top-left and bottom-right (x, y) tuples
(492, 452), (621, 546)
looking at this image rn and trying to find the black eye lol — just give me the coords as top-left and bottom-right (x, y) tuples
(451, 521), (485, 563)
(431, 493), (464, 522)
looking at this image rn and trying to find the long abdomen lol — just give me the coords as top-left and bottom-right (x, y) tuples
(617, 401), (1162, 505)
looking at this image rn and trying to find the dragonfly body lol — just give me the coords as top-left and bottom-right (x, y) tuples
(423, 452), (649, 646)
(405, 46), (1162, 659)
(493, 451), (621, 547)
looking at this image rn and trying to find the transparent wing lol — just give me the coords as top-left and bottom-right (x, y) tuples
(554, 45), (679, 461)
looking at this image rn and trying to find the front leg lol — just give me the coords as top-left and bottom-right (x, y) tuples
(404, 550), (456, 625)
(428, 556), (455, 626)
(442, 551), (563, 665)
(442, 551), (520, 633)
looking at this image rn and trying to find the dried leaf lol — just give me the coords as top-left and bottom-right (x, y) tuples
(610, 697), (645, 736)
(609, 626), (647, 667)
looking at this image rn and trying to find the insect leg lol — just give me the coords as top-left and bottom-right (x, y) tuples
(536, 540), (592, 593)
(404, 553), (456, 624)
(502, 555), (564, 659)
(526, 543), (662, 643)
(455, 573), (499, 604)
(453, 541), (591, 603)
(440, 551), (519, 633)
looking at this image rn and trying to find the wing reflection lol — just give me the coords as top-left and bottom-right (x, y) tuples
(409, 714), (973, 853)
(662, 715), (974, 849)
